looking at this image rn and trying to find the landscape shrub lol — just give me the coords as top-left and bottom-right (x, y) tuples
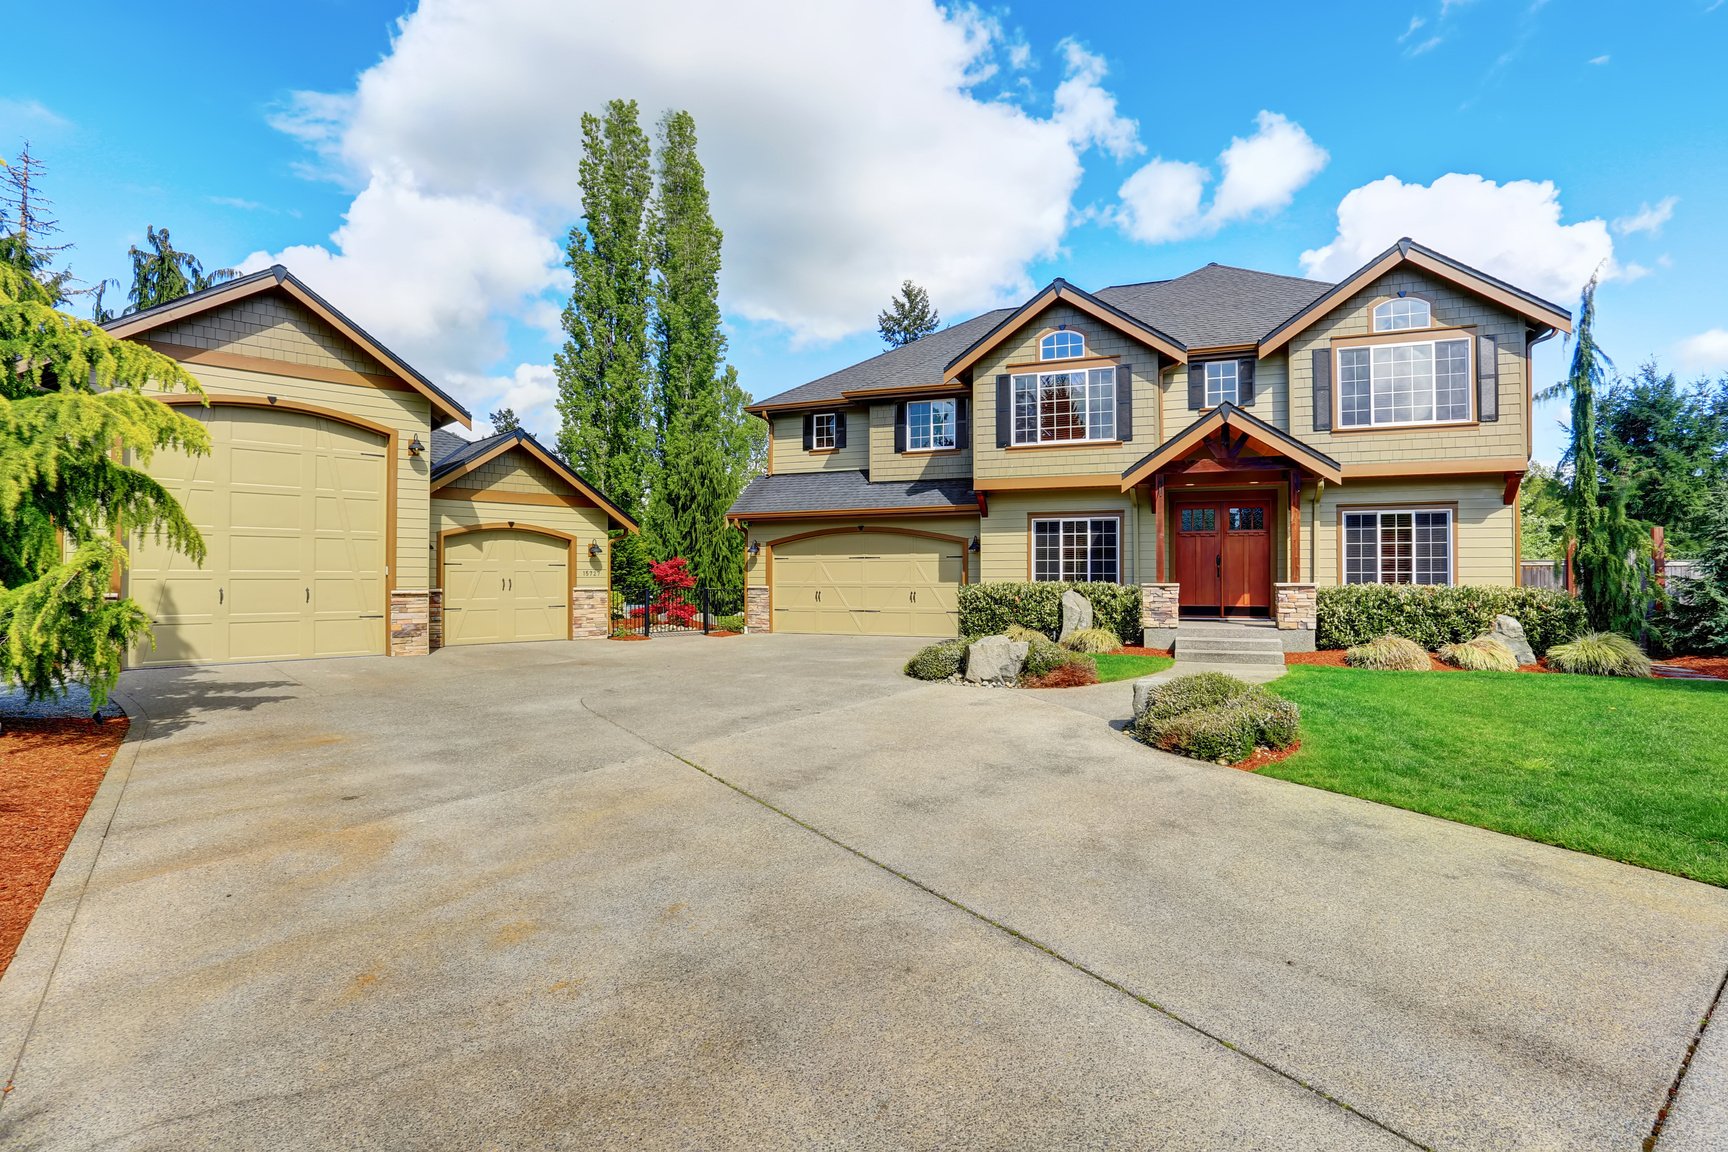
(1545, 631), (1654, 677)
(1133, 691), (1300, 763)
(1344, 635), (1430, 671)
(1436, 636), (1519, 672)
(958, 581), (1143, 645)
(1020, 633), (1084, 680)
(1061, 626), (1122, 654)
(905, 638), (968, 681)
(1315, 585), (1587, 656)
(1021, 658), (1100, 689)
(712, 614), (745, 633)
(1004, 624), (1047, 644)
(1135, 670), (1256, 722)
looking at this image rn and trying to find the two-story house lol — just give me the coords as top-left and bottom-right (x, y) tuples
(726, 238), (1572, 645)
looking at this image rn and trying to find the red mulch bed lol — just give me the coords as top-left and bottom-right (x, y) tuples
(608, 633), (650, 642)
(1, 718), (129, 979)
(704, 630), (742, 638)
(1284, 649), (1550, 673)
(1233, 741), (1301, 772)
(1112, 646), (1173, 657)
(1659, 656), (1728, 679)
(1021, 663), (1102, 689)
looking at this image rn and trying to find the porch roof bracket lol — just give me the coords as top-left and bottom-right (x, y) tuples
(1120, 402), (1343, 491)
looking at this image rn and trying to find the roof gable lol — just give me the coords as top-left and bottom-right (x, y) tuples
(943, 279), (1187, 379)
(431, 429), (638, 531)
(104, 265), (471, 428)
(1121, 403), (1342, 488)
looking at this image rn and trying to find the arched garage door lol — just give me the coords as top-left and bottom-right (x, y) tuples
(771, 531), (962, 637)
(442, 528), (570, 645)
(129, 404), (387, 667)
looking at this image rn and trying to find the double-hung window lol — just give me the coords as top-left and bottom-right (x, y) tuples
(1010, 367), (1116, 445)
(906, 399), (956, 451)
(811, 412), (837, 451)
(1343, 509), (1452, 585)
(1031, 517), (1119, 583)
(1336, 338), (1471, 428)
(1204, 360), (1239, 405)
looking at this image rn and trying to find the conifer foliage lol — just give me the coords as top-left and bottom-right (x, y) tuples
(877, 280), (941, 348)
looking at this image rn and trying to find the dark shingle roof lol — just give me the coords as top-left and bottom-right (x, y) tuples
(1096, 264), (1333, 350)
(430, 428), (509, 475)
(729, 470), (976, 517)
(749, 309), (1013, 411)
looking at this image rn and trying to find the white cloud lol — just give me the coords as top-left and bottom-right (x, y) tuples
(267, 0), (1138, 353)
(0, 98), (70, 130)
(1621, 262), (1653, 282)
(1299, 173), (1613, 303)
(1398, 15), (1426, 42)
(1613, 196), (1677, 236)
(447, 362), (559, 439)
(239, 168), (563, 383)
(1113, 111), (1327, 244)
(1676, 329), (1728, 373)
(1589, 54), (1611, 64)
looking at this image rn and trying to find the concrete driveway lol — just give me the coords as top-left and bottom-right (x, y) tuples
(3, 635), (1725, 1150)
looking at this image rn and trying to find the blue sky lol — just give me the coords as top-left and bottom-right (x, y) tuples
(4, 1), (1725, 464)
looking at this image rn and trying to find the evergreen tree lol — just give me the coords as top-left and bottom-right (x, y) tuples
(1598, 363), (1727, 554)
(1540, 276), (1644, 633)
(1665, 480), (1728, 655)
(877, 280), (940, 348)
(1, 218), (210, 708)
(555, 100), (655, 586)
(488, 406), (522, 434)
(0, 145), (75, 304)
(125, 226), (236, 313)
(1518, 463), (1568, 561)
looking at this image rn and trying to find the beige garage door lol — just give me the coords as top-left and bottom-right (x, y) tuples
(443, 529), (569, 646)
(129, 405), (388, 667)
(772, 532), (962, 637)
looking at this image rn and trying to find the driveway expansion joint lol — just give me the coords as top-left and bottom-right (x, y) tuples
(578, 696), (1434, 1152)
(1646, 957), (1728, 1149)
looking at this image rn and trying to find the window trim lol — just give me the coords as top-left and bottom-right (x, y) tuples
(905, 397), (958, 454)
(1009, 366), (1118, 447)
(1027, 512), (1124, 584)
(1039, 328), (1087, 361)
(1371, 296), (1434, 333)
(1336, 503), (1457, 587)
(1332, 332), (1475, 431)
(811, 411), (838, 452)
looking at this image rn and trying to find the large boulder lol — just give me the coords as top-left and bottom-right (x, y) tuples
(1490, 614), (1536, 666)
(1059, 589), (1094, 642)
(964, 635), (1029, 684)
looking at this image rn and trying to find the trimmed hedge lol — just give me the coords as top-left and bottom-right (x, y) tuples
(905, 639), (968, 681)
(959, 581), (1142, 645)
(1315, 585), (1586, 656)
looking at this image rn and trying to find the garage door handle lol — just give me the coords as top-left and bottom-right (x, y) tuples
(306, 587), (310, 603)
(814, 590), (821, 603)
(218, 588), (223, 605)
(909, 590), (917, 603)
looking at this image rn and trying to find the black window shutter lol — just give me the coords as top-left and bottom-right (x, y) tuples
(1238, 358), (1256, 406)
(802, 413), (813, 450)
(834, 411), (847, 449)
(1116, 364), (1133, 441)
(995, 375), (1011, 448)
(1477, 334), (1499, 422)
(893, 403), (907, 453)
(955, 397), (969, 449)
(1311, 349), (1332, 432)
(1188, 364), (1205, 409)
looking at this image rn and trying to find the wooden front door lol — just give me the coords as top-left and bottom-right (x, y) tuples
(1171, 498), (1274, 616)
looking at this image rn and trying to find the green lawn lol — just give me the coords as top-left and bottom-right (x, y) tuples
(1093, 652), (1175, 683)
(1263, 665), (1728, 886)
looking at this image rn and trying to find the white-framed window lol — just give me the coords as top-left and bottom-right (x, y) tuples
(1343, 508), (1453, 585)
(907, 399), (957, 451)
(1204, 360), (1239, 405)
(1010, 367), (1116, 445)
(1372, 297), (1432, 332)
(1040, 329), (1085, 360)
(812, 411), (837, 451)
(1336, 338), (1471, 428)
(1031, 516), (1120, 583)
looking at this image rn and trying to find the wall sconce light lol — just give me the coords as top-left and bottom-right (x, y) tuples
(747, 540), (761, 557)
(588, 541), (602, 559)
(407, 434), (424, 457)
(969, 535), (980, 553)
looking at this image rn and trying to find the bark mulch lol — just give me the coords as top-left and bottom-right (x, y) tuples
(1284, 649), (1550, 673)
(1233, 741), (1302, 772)
(1, 718), (129, 980)
(1655, 656), (1728, 680)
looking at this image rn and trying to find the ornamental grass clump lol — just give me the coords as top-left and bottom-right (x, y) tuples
(1545, 631), (1654, 677)
(1005, 624), (1049, 644)
(1345, 635), (1430, 671)
(905, 638), (968, 681)
(1061, 626), (1122, 654)
(1436, 636), (1519, 672)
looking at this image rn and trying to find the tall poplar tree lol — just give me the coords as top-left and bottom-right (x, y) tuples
(643, 109), (759, 589)
(555, 100), (656, 589)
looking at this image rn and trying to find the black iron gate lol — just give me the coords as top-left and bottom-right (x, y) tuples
(612, 586), (745, 637)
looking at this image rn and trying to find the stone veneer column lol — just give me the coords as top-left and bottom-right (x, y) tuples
(571, 588), (610, 639)
(745, 587), (771, 633)
(1140, 582), (1180, 650)
(427, 589), (444, 651)
(389, 590), (430, 656)
(1273, 582), (1318, 652)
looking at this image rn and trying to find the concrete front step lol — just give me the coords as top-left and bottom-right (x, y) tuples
(1172, 647), (1286, 666)
(1176, 636), (1285, 653)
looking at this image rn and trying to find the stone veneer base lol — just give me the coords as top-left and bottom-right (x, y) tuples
(745, 587), (771, 633)
(572, 588), (609, 639)
(389, 590), (431, 657)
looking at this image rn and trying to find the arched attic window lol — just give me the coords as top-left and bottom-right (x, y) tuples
(1040, 329), (1085, 360)
(1372, 297), (1432, 332)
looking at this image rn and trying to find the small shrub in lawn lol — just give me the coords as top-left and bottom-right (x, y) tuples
(713, 614), (745, 632)
(1345, 635), (1430, 671)
(1020, 633), (1080, 679)
(1315, 584), (1587, 655)
(1134, 694), (1300, 763)
(1022, 658), (1100, 689)
(1061, 626), (1122, 654)
(905, 638), (968, 681)
(1545, 631), (1654, 677)
(1136, 670), (1256, 722)
(1437, 636), (1518, 672)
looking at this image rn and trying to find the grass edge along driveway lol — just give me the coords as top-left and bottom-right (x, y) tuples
(1263, 665), (1728, 887)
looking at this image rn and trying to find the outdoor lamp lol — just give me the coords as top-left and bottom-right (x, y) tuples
(407, 433), (424, 457)
(969, 536), (980, 553)
(588, 541), (603, 559)
(748, 540), (761, 557)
